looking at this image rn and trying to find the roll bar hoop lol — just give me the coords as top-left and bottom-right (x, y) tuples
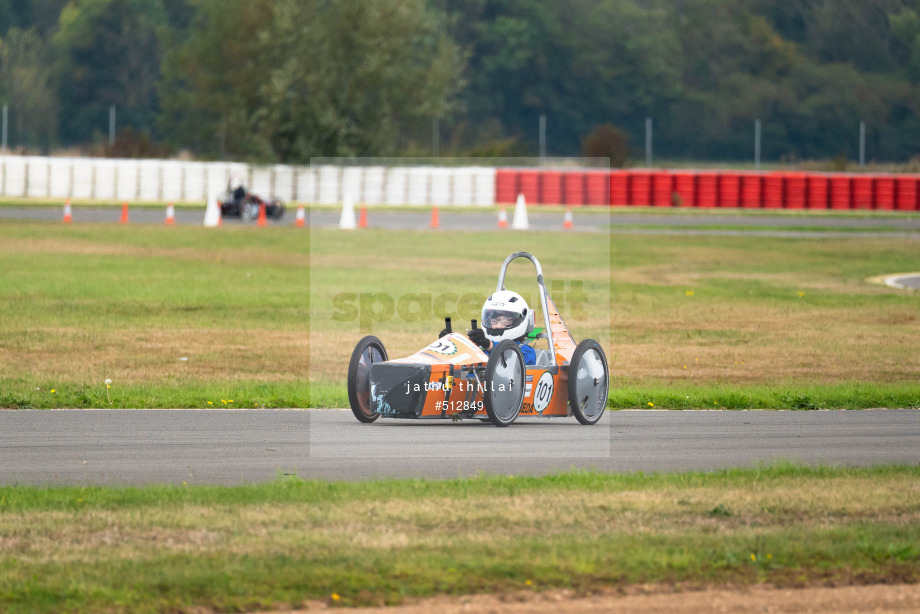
(495, 252), (555, 364)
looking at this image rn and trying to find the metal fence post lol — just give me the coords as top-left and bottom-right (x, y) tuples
(539, 114), (546, 165)
(645, 117), (652, 167)
(859, 121), (866, 167)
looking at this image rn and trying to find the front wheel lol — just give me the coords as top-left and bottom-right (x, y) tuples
(568, 339), (609, 425)
(482, 340), (525, 427)
(347, 336), (388, 423)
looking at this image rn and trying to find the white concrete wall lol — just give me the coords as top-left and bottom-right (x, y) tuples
(0, 155), (498, 206)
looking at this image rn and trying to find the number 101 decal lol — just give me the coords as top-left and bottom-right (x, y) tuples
(532, 371), (554, 413)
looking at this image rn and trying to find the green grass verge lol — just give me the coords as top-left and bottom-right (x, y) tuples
(2, 220), (919, 410)
(609, 381), (920, 410)
(606, 224), (920, 233)
(2, 380), (918, 410)
(1, 464), (918, 612)
(0, 380), (310, 409)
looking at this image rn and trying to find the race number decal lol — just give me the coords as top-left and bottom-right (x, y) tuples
(532, 371), (554, 413)
(425, 339), (457, 355)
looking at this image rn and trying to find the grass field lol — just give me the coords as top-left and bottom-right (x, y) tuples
(0, 464), (918, 612)
(0, 218), (919, 408)
(1, 217), (919, 612)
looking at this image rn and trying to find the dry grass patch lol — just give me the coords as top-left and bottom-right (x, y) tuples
(615, 268), (894, 295)
(1, 236), (304, 268)
(0, 327), (310, 383)
(310, 252), (497, 276)
(5, 474), (917, 564)
(610, 302), (920, 384)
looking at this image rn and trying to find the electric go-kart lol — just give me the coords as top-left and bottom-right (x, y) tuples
(347, 252), (609, 427)
(219, 181), (285, 221)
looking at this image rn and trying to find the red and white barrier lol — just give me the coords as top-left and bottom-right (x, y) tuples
(496, 168), (920, 210)
(1, 154), (918, 210)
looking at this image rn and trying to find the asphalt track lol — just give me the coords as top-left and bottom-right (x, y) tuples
(2, 205), (920, 238)
(885, 272), (920, 289)
(1, 408), (917, 486)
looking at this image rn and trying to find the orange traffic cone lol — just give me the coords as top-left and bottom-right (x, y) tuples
(165, 203), (176, 225)
(497, 206), (508, 229)
(430, 205), (440, 229)
(257, 202), (267, 227)
(119, 201), (129, 224)
(294, 204), (305, 227)
(563, 206), (574, 230)
(358, 204), (368, 228)
(62, 199), (73, 224)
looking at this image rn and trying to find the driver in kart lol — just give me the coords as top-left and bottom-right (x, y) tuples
(442, 290), (537, 364)
(229, 175), (247, 203)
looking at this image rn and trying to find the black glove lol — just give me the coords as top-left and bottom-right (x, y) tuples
(439, 329), (450, 338)
(468, 327), (490, 350)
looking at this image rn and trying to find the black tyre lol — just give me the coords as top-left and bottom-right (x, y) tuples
(482, 340), (525, 427)
(271, 199), (285, 219)
(347, 335), (387, 423)
(568, 339), (609, 425)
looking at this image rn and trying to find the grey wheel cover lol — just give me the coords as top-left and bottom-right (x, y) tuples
(573, 349), (608, 419)
(356, 346), (384, 415)
(489, 347), (524, 421)
(348, 335), (387, 423)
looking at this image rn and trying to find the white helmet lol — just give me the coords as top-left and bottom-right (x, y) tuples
(481, 290), (534, 344)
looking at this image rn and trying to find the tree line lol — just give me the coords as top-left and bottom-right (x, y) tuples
(2, 0), (920, 164)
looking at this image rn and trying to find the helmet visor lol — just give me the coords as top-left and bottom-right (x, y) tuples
(483, 309), (524, 332)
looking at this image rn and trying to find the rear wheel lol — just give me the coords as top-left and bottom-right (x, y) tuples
(482, 340), (525, 427)
(568, 339), (609, 425)
(347, 336), (387, 423)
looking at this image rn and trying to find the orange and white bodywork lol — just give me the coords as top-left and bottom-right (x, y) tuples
(355, 251), (608, 426)
(371, 292), (577, 419)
